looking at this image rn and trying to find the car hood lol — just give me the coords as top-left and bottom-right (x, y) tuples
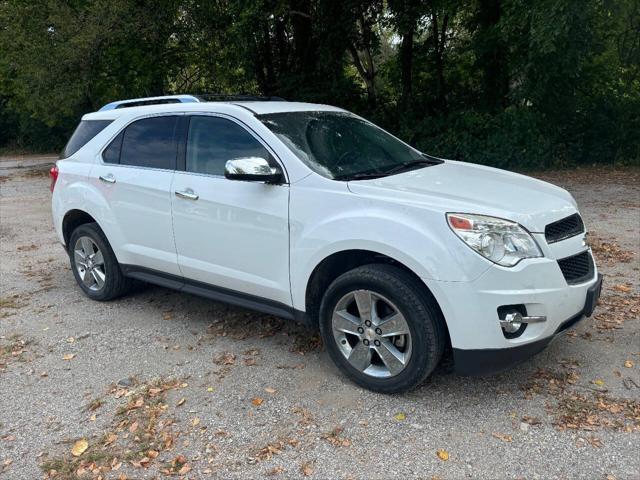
(347, 160), (578, 232)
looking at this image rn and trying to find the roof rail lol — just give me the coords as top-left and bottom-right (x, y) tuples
(194, 94), (287, 102)
(98, 95), (201, 111)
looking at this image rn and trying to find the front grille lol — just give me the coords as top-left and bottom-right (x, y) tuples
(545, 213), (584, 243)
(557, 250), (594, 284)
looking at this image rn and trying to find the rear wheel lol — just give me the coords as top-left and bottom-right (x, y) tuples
(319, 264), (445, 393)
(68, 223), (132, 301)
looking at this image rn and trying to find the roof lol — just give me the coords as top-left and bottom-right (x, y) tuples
(83, 100), (345, 121)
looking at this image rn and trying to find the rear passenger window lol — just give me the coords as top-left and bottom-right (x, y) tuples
(61, 120), (112, 158)
(102, 132), (123, 164)
(186, 116), (271, 176)
(120, 116), (179, 169)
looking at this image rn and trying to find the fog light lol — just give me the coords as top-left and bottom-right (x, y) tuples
(498, 306), (547, 339)
(501, 312), (523, 333)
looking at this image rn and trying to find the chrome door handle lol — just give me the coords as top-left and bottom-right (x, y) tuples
(175, 189), (199, 200)
(99, 174), (116, 184)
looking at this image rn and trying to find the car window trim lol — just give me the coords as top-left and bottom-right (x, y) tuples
(178, 113), (289, 184)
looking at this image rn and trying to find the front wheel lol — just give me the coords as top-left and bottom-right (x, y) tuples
(319, 264), (445, 393)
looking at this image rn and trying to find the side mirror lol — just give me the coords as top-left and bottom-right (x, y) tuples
(224, 157), (284, 184)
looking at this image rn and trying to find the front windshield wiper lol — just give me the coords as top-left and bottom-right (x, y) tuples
(382, 156), (444, 176)
(334, 171), (388, 181)
(334, 155), (443, 181)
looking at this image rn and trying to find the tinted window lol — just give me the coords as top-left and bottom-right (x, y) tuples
(102, 132), (123, 164)
(61, 120), (112, 158)
(120, 116), (179, 169)
(186, 116), (270, 176)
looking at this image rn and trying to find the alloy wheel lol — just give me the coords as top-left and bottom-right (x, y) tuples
(331, 289), (412, 378)
(73, 236), (106, 291)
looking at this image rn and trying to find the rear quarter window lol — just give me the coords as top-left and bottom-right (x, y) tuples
(61, 120), (112, 158)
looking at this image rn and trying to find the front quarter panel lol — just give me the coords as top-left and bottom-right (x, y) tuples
(289, 175), (492, 311)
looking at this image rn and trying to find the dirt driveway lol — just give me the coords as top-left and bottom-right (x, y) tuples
(1, 160), (638, 479)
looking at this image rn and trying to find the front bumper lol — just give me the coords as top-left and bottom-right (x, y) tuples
(453, 273), (603, 375)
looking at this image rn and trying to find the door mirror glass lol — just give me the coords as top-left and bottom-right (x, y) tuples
(224, 157), (284, 183)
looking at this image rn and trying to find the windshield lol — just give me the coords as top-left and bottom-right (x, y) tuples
(258, 111), (440, 180)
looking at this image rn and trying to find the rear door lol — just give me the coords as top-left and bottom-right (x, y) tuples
(91, 114), (182, 275)
(171, 114), (291, 305)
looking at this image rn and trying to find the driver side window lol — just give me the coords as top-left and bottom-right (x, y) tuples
(185, 116), (271, 176)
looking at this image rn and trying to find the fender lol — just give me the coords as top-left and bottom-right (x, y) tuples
(289, 208), (492, 311)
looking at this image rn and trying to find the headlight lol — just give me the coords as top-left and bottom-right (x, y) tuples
(446, 213), (542, 267)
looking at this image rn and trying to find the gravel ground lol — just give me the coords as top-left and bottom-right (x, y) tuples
(0, 161), (638, 480)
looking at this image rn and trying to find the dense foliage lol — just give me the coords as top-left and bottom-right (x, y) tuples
(1, 0), (638, 168)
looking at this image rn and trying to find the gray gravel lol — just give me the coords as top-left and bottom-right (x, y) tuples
(0, 161), (639, 479)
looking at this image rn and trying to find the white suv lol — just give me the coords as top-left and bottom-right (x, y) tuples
(51, 95), (602, 393)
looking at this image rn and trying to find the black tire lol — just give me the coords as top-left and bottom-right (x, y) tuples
(68, 222), (132, 301)
(319, 264), (446, 393)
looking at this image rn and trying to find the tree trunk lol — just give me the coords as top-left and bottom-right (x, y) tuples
(289, 0), (315, 75)
(349, 14), (378, 108)
(431, 12), (449, 112)
(476, 0), (509, 110)
(399, 23), (414, 110)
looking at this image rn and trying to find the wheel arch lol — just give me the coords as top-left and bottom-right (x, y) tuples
(62, 209), (99, 247)
(302, 249), (450, 343)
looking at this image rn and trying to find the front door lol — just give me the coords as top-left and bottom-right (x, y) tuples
(171, 115), (291, 305)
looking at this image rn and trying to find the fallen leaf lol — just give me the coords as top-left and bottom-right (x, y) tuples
(207, 387), (214, 392)
(62, 353), (75, 361)
(492, 432), (513, 442)
(214, 352), (236, 365)
(587, 436), (603, 448)
(173, 455), (187, 466)
(521, 416), (542, 426)
(624, 360), (634, 368)
(177, 397), (186, 406)
(301, 462), (314, 476)
(71, 439), (88, 457)
(593, 379), (605, 386)
(267, 466), (285, 476)
(252, 397), (264, 406)
(613, 284), (631, 293)
(147, 450), (159, 459)
(191, 417), (201, 427)
(436, 449), (449, 461)
(265, 387), (277, 394)
(129, 421), (139, 433)
(178, 464), (191, 475)
(394, 412), (406, 421)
